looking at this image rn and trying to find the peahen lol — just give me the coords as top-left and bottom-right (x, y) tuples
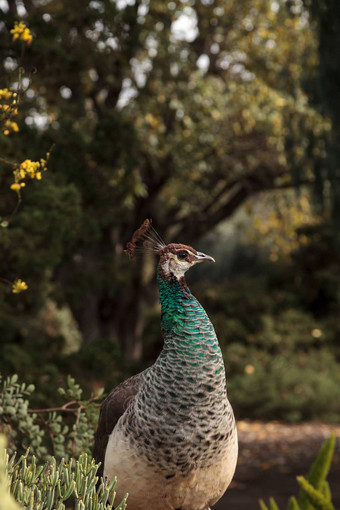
(93, 219), (238, 510)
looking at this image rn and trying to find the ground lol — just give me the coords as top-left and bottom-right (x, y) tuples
(215, 421), (340, 509)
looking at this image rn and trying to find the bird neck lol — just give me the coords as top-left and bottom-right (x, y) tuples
(157, 265), (223, 366)
(157, 265), (191, 333)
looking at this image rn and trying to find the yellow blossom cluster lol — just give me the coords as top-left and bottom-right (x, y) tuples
(0, 88), (19, 135)
(4, 119), (19, 135)
(10, 21), (33, 45)
(12, 279), (28, 293)
(0, 88), (14, 101)
(1, 23), (35, 298)
(11, 156), (49, 193)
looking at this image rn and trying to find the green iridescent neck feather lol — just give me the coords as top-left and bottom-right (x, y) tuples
(157, 265), (223, 369)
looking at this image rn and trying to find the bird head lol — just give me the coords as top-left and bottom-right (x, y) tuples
(158, 244), (215, 279)
(125, 219), (215, 280)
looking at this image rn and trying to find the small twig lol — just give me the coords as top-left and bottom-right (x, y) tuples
(28, 394), (101, 414)
(0, 156), (16, 165)
(6, 195), (22, 223)
(0, 276), (12, 286)
(28, 400), (78, 414)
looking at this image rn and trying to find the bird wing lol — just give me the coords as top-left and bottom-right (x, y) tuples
(93, 371), (144, 480)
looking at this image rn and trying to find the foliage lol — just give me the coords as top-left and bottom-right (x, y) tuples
(0, 375), (128, 509)
(259, 433), (336, 510)
(0, 20), (50, 295)
(305, 1), (340, 235)
(0, 374), (102, 462)
(297, 433), (336, 510)
(0, 436), (20, 510)
(0, 0), (330, 358)
(0, 2), (339, 430)
(0, 435), (127, 510)
(0, 332), (127, 414)
(7, 449), (128, 510)
(243, 190), (325, 261)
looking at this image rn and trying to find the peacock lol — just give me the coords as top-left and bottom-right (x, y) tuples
(93, 219), (238, 510)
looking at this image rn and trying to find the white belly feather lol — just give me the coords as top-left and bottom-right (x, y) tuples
(104, 424), (238, 510)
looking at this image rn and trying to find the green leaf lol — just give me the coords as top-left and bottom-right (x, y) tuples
(297, 477), (335, 510)
(287, 496), (300, 510)
(298, 433), (335, 509)
(269, 498), (281, 510)
(321, 481), (331, 501)
(6, 449), (127, 509)
(259, 499), (270, 510)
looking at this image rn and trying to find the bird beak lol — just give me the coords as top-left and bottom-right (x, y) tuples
(194, 251), (215, 263)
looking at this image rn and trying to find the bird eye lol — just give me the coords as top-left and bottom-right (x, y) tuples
(177, 251), (188, 260)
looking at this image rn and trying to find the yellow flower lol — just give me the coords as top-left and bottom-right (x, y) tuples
(10, 21), (33, 45)
(0, 88), (13, 100)
(10, 183), (21, 191)
(12, 279), (28, 293)
(1, 88), (19, 135)
(17, 159), (43, 179)
(3, 120), (19, 135)
(11, 154), (49, 192)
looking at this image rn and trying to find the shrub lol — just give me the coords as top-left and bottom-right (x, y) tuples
(259, 433), (336, 510)
(1, 435), (127, 510)
(0, 374), (101, 461)
(0, 373), (128, 509)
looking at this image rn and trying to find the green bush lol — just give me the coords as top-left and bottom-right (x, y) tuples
(0, 435), (20, 510)
(0, 374), (101, 461)
(0, 374), (128, 509)
(227, 346), (340, 422)
(1, 435), (127, 510)
(0, 335), (127, 412)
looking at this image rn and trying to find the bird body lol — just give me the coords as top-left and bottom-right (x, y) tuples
(94, 228), (238, 510)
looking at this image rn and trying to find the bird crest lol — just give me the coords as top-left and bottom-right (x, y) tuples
(124, 219), (166, 260)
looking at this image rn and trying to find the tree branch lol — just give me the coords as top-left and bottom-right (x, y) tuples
(173, 172), (315, 242)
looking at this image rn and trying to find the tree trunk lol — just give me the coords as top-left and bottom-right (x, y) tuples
(99, 266), (146, 362)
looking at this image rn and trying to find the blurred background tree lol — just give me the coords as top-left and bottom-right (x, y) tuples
(1, 0), (339, 422)
(305, 0), (340, 236)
